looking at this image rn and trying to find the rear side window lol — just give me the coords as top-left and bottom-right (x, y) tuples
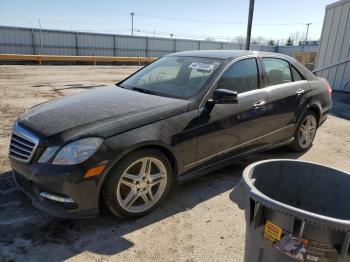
(217, 58), (259, 94)
(291, 65), (304, 81)
(262, 58), (292, 86)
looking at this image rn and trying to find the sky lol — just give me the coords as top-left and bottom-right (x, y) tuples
(0, 0), (336, 43)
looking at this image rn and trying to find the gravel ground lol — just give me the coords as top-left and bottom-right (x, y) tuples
(0, 65), (350, 262)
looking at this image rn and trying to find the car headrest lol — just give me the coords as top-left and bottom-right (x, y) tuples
(268, 70), (284, 85)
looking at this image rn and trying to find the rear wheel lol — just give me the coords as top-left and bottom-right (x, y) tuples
(289, 111), (318, 152)
(102, 149), (172, 219)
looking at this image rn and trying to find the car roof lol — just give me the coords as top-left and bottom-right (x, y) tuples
(166, 50), (291, 60)
(166, 49), (316, 80)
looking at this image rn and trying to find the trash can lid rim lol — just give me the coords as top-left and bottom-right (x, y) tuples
(243, 159), (350, 231)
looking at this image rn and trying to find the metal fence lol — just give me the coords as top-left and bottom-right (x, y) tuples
(277, 44), (319, 56)
(0, 25), (318, 59)
(314, 0), (350, 93)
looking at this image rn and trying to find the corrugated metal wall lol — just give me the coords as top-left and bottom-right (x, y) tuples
(0, 26), (282, 57)
(0, 25), (318, 60)
(315, 0), (350, 92)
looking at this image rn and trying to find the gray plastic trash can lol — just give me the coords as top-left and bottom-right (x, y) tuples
(231, 159), (350, 262)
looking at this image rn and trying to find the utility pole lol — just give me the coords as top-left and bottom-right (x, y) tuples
(305, 23), (311, 44)
(245, 0), (255, 50)
(38, 19), (43, 55)
(275, 40), (279, 53)
(130, 12), (134, 36)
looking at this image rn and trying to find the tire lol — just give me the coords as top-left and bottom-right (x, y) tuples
(288, 111), (318, 152)
(102, 149), (173, 219)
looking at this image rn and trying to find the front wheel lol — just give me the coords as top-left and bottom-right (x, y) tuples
(289, 111), (318, 152)
(102, 149), (172, 219)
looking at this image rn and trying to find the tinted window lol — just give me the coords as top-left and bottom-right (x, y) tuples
(291, 65), (304, 81)
(120, 56), (222, 99)
(217, 58), (259, 93)
(136, 60), (181, 84)
(263, 58), (292, 86)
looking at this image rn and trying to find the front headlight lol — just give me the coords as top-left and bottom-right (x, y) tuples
(38, 146), (60, 163)
(51, 137), (103, 165)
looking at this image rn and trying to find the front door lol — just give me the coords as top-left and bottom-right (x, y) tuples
(192, 57), (268, 169)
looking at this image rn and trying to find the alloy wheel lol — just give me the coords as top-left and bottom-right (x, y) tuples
(298, 115), (317, 149)
(116, 157), (168, 213)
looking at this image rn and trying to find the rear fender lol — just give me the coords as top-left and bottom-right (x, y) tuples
(295, 104), (322, 132)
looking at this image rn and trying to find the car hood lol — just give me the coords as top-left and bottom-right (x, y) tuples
(18, 86), (190, 143)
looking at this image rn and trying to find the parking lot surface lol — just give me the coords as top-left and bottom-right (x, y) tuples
(1, 65), (350, 262)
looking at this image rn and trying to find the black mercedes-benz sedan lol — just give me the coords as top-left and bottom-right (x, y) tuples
(9, 50), (332, 219)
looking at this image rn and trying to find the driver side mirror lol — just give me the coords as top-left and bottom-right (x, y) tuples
(209, 89), (238, 104)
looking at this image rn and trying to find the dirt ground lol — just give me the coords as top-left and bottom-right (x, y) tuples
(1, 65), (350, 262)
(0, 65), (142, 172)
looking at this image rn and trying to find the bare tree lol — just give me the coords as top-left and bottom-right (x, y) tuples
(257, 36), (265, 45)
(235, 36), (245, 45)
(289, 31), (306, 45)
(205, 37), (215, 42)
(250, 36), (266, 45)
(285, 37), (294, 46)
(268, 39), (276, 46)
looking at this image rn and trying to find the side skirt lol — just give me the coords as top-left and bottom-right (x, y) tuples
(177, 138), (294, 184)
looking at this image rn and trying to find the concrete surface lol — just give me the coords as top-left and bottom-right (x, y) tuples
(1, 65), (350, 262)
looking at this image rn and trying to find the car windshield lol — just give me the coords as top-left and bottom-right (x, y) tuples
(119, 56), (223, 99)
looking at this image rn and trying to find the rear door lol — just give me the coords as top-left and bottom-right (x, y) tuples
(261, 57), (311, 143)
(192, 57), (268, 169)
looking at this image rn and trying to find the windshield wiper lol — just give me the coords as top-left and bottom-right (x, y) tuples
(121, 85), (181, 99)
(131, 87), (156, 95)
(117, 84), (149, 93)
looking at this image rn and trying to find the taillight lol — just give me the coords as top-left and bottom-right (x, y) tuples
(327, 83), (332, 97)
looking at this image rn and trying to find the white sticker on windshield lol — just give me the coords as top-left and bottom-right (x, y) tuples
(188, 63), (214, 72)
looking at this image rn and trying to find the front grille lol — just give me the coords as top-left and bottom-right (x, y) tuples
(9, 124), (39, 163)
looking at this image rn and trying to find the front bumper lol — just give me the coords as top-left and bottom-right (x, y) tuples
(11, 159), (103, 219)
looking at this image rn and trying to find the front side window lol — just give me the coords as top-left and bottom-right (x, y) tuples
(263, 58), (292, 86)
(120, 56), (222, 99)
(217, 58), (259, 94)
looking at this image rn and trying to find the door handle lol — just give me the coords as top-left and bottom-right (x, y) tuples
(253, 100), (266, 108)
(296, 88), (305, 95)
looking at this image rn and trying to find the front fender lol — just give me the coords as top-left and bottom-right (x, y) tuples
(94, 109), (199, 198)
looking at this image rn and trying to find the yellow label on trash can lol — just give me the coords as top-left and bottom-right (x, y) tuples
(264, 220), (282, 241)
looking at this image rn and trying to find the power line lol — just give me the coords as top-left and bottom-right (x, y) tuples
(0, 15), (320, 42)
(136, 12), (245, 25)
(134, 28), (233, 40)
(135, 12), (320, 26)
